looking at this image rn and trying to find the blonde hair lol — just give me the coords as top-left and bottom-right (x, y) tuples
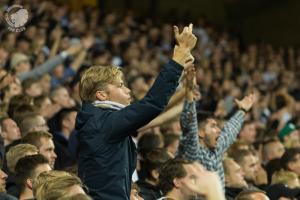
(34, 170), (84, 200)
(271, 170), (298, 187)
(6, 144), (38, 173)
(79, 65), (122, 102)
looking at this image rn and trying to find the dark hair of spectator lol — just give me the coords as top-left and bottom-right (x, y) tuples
(15, 154), (49, 193)
(158, 159), (193, 195)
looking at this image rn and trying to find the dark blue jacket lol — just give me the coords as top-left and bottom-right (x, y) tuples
(75, 60), (183, 200)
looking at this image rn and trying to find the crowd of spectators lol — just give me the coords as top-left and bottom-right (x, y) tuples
(1, 0), (300, 199)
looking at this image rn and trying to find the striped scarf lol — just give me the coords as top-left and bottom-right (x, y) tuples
(92, 100), (125, 110)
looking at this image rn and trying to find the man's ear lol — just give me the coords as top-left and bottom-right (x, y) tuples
(151, 169), (159, 180)
(26, 178), (33, 190)
(287, 162), (294, 172)
(0, 131), (6, 140)
(96, 90), (108, 101)
(173, 178), (182, 188)
(198, 129), (205, 138)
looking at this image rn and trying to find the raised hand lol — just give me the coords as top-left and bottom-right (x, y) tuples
(174, 24), (197, 51)
(235, 93), (256, 112)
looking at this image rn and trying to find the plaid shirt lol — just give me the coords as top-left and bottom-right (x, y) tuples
(177, 100), (245, 189)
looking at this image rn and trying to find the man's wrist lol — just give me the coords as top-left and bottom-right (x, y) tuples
(239, 107), (248, 114)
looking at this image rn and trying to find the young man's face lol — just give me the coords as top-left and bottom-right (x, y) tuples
(240, 155), (258, 182)
(38, 137), (57, 169)
(202, 119), (221, 149)
(105, 77), (132, 106)
(225, 160), (248, 188)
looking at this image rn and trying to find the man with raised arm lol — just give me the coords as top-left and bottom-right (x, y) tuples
(75, 24), (197, 200)
(177, 76), (255, 188)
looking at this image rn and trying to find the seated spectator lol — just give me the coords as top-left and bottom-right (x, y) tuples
(281, 148), (300, 177)
(22, 131), (57, 169)
(223, 158), (248, 200)
(158, 159), (225, 200)
(262, 138), (285, 165)
(235, 189), (269, 200)
(163, 133), (180, 158)
(15, 154), (51, 200)
(0, 117), (21, 147)
(137, 149), (170, 200)
(33, 170), (86, 200)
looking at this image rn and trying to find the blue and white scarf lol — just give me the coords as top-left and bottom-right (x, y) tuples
(92, 100), (125, 110)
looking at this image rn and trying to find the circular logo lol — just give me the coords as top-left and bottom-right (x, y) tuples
(4, 5), (28, 32)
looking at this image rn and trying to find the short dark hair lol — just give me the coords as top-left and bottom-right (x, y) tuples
(235, 189), (266, 200)
(158, 159), (193, 194)
(15, 154), (49, 193)
(281, 148), (300, 170)
(138, 133), (163, 159)
(142, 148), (171, 180)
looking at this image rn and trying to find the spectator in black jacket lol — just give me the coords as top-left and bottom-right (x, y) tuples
(75, 24), (197, 200)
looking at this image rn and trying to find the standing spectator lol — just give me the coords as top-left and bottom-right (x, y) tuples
(177, 67), (255, 188)
(75, 25), (196, 199)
